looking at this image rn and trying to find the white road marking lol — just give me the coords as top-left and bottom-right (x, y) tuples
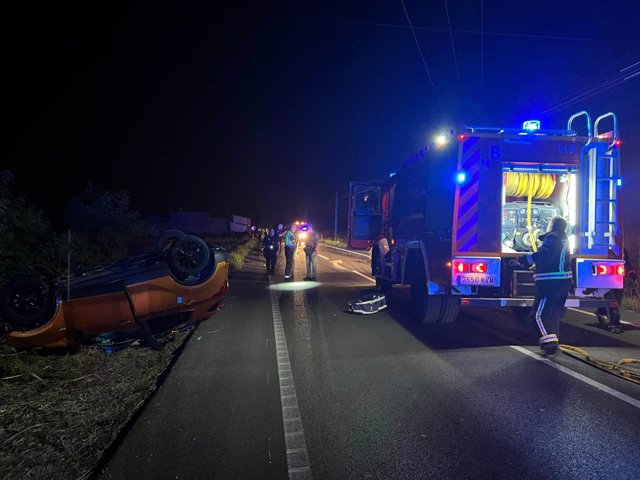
(268, 277), (313, 480)
(331, 260), (347, 271)
(351, 270), (376, 283)
(320, 243), (370, 258)
(318, 254), (329, 260)
(509, 345), (640, 410)
(568, 307), (634, 325)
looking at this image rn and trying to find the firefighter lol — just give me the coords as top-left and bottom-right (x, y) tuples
(283, 224), (298, 280)
(519, 216), (572, 354)
(262, 228), (279, 275)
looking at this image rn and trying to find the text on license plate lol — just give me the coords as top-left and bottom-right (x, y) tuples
(459, 274), (496, 285)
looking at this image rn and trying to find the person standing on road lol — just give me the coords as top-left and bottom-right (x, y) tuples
(304, 226), (320, 281)
(519, 216), (573, 354)
(262, 228), (279, 275)
(284, 224), (297, 280)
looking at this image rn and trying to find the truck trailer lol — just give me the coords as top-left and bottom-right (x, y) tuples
(347, 112), (624, 325)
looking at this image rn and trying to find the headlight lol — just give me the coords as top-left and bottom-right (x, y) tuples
(298, 232), (307, 239)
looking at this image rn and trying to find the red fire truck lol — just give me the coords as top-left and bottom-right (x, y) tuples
(348, 112), (624, 324)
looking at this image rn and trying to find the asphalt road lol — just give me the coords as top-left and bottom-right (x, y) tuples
(99, 243), (640, 480)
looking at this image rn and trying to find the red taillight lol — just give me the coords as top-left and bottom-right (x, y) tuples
(472, 262), (488, 273)
(454, 261), (469, 273)
(594, 263), (624, 276)
(457, 134), (466, 142)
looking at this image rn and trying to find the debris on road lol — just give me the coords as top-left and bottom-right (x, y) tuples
(348, 293), (387, 315)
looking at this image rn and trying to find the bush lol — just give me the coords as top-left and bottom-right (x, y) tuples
(227, 238), (257, 273)
(621, 294), (640, 313)
(0, 171), (63, 283)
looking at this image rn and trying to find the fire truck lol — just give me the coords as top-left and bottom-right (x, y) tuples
(347, 112), (624, 324)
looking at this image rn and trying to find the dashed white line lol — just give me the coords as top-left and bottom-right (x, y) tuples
(318, 254), (329, 260)
(509, 345), (640, 410)
(351, 270), (376, 283)
(268, 277), (313, 480)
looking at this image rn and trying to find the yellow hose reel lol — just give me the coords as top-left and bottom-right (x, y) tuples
(504, 173), (556, 199)
(504, 173), (557, 252)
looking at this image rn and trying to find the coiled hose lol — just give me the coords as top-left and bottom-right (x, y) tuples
(505, 173), (557, 252)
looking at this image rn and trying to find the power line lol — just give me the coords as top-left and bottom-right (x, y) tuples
(542, 60), (640, 114)
(399, 0), (436, 94)
(292, 15), (633, 45)
(444, 0), (460, 83)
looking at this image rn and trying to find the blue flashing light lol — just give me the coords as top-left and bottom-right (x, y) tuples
(455, 171), (467, 184)
(523, 120), (541, 131)
(616, 178), (622, 187)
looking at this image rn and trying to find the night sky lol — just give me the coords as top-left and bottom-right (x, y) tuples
(5, 0), (640, 232)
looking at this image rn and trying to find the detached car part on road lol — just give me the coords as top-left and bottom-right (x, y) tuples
(1, 231), (229, 349)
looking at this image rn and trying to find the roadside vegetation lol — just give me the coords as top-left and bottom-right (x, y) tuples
(0, 170), (259, 480)
(320, 236), (347, 248)
(622, 294), (640, 313)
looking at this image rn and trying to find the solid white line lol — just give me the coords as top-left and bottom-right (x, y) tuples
(351, 270), (376, 283)
(568, 307), (634, 326)
(268, 277), (313, 480)
(509, 345), (640, 410)
(317, 254), (329, 260)
(321, 243), (370, 258)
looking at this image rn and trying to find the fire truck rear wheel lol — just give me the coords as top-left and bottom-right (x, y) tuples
(439, 296), (459, 323)
(410, 283), (443, 323)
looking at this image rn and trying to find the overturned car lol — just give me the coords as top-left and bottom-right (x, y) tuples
(1, 231), (229, 349)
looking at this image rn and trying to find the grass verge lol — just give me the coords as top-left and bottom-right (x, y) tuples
(621, 294), (640, 313)
(320, 237), (347, 248)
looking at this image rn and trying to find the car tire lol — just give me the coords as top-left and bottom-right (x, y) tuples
(168, 236), (211, 280)
(0, 277), (53, 331)
(157, 229), (186, 252)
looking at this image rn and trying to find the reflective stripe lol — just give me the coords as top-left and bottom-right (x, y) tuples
(534, 271), (573, 280)
(539, 333), (558, 344)
(559, 240), (566, 272)
(535, 297), (548, 336)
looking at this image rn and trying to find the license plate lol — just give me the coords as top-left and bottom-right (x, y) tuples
(458, 274), (496, 286)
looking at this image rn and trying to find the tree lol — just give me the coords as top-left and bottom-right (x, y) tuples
(65, 185), (157, 269)
(0, 171), (61, 283)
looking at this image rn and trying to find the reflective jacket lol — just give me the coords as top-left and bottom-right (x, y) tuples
(284, 231), (297, 248)
(524, 231), (572, 282)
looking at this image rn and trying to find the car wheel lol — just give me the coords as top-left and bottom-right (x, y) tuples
(168, 236), (211, 279)
(157, 229), (186, 252)
(0, 277), (53, 331)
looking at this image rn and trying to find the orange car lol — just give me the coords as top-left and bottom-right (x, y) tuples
(1, 232), (228, 349)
